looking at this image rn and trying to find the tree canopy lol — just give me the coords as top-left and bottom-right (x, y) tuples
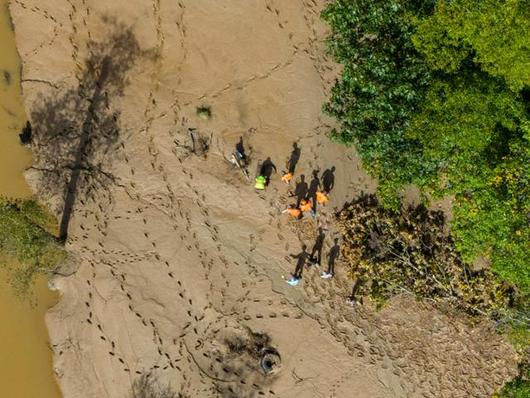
(414, 0), (530, 90)
(323, 0), (530, 298)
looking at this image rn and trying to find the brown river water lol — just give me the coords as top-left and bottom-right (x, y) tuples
(0, 1), (62, 397)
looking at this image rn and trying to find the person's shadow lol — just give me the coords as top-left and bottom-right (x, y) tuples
(349, 278), (363, 304)
(325, 238), (340, 276)
(259, 157), (277, 185)
(294, 174), (308, 207)
(287, 142), (301, 174)
(291, 244), (309, 279)
(308, 169), (320, 212)
(322, 166), (336, 194)
(310, 227), (326, 265)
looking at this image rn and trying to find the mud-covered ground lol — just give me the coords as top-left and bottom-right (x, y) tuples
(11, 0), (518, 397)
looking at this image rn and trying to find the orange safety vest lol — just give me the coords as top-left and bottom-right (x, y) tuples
(287, 207), (301, 218)
(300, 199), (313, 212)
(316, 191), (329, 205)
(281, 172), (293, 183)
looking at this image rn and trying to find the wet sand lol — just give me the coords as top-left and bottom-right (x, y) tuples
(11, 1), (519, 397)
(0, 0), (31, 197)
(0, 269), (61, 398)
(0, 1), (61, 397)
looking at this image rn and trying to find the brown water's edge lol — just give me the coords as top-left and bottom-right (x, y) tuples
(0, 1), (62, 397)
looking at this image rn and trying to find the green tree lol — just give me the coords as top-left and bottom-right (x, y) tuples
(409, 1), (530, 295)
(414, 0), (530, 90)
(323, 0), (530, 297)
(321, 0), (437, 206)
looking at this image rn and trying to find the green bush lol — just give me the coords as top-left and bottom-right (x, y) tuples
(0, 197), (65, 295)
(495, 362), (530, 398)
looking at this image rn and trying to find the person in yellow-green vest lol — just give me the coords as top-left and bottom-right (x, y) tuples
(255, 157), (276, 190)
(255, 175), (266, 190)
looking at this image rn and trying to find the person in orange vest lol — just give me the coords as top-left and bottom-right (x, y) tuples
(281, 172), (293, 184)
(316, 191), (329, 205)
(282, 142), (301, 184)
(282, 205), (302, 219)
(299, 198), (313, 213)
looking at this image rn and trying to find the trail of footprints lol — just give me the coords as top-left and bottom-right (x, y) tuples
(50, 0), (409, 395)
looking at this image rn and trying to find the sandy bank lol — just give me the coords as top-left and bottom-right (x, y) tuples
(11, 0), (518, 397)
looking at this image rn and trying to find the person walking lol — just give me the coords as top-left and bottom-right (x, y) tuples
(321, 238), (340, 279)
(307, 169), (320, 215)
(294, 175), (308, 208)
(309, 227), (325, 266)
(255, 157), (277, 190)
(282, 142), (301, 184)
(322, 166), (336, 194)
(346, 278), (363, 305)
(287, 244), (309, 285)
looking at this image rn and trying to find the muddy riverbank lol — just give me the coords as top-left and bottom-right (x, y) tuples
(0, 1), (61, 397)
(11, 1), (519, 397)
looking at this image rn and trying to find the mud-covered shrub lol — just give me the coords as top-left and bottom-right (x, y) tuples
(337, 194), (513, 315)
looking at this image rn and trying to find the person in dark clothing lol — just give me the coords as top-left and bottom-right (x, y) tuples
(235, 136), (246, 161)
(294, 174), (308, 208)
(282, 143), (301, 184)
(287, 142), (301, 174)
(259, 157), (277, 185)
(310, 227), (326, 266)
(307, 170), (320, 214)
(322, 238), (340, 278)
(322, 166), (336, 194)
(289, 244), (309, 283)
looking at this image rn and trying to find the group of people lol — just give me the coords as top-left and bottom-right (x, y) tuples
(253, 142), (336, 220)
(287, 228), (340, 286)
(279, 149), (340, 285)
(273, 143), (336, 219)
(232, 139), (340, 287)
(282, 167), (335, 218)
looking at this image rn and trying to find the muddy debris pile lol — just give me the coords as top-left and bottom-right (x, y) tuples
(338, 194), (513, 315)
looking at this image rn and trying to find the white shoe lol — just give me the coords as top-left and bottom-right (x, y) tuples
(321, 272), (332, 279)
(287, 278), (300, 286)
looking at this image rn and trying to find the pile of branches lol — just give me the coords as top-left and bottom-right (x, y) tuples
(337, 194), (513, 315)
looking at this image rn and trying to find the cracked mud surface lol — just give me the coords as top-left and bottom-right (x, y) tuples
(11, 1), (518, 397)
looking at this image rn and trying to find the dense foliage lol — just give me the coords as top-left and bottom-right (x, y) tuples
(0, 197), (65, 294)
(323, 0), (530, 298)
(322, 0), (436, 206)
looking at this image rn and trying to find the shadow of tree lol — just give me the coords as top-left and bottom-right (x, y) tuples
(130, 372), (183, 398)
(29, 21), (142, 241)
